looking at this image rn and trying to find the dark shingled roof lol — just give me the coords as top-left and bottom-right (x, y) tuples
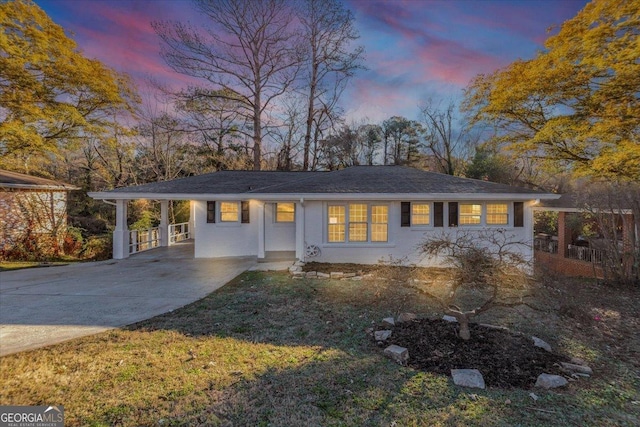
(0, 169), (77, 190)
(104, 166), (545, 195)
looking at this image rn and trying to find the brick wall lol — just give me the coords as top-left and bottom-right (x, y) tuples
(535, 250), (605, 279)
(0, 189), (68, 255)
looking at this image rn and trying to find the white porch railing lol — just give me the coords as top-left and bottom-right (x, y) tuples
(169, 222), (191, 244)
(567, 244), (607, 265)
(128, 223), (192, 254)
(129, 227), (160, 254)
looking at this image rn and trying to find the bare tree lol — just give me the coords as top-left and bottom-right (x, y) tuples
(419, 99), (477, 176)
(271, 94), (305, 171)
(579, 182), (640, 285)
(176, 87), (250, 171)
(153, 0), (303, 170)
(297, 0), (364, 170)
(420, 229), (532, 340)
(382, 116), (422, 166)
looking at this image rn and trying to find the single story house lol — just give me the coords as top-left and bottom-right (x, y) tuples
(0, 169), (78, 258)
(88, 166), (559, 265)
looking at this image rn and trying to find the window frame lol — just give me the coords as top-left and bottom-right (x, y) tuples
(275, 202), (295, 223)
(458, 203), (482, 226)
(326, 203), (390, 244)
(219, 201), (240, 223)
(486, 203), (509, 225)
(411, 203), (431, 226)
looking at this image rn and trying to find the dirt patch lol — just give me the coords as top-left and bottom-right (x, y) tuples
(380, 318), (570, 389)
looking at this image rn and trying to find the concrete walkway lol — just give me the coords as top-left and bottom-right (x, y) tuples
(0, 242), (257, 356)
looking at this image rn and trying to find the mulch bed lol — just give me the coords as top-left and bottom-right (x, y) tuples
(381, 318), (570, 389)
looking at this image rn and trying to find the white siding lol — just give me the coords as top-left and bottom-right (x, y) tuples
(193, 200), (259, 258)
(264, 202), (296, 252)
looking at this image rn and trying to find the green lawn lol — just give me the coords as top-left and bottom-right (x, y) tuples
(0, 261), (68, 271)
(1, 270), (638, 426)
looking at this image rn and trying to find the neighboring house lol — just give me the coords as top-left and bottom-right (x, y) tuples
(88, 166), (558, 265)
(0, 169), (78, 257)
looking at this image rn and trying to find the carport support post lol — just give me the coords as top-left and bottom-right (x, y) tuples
(257, 202), (265, 260)
(295, 200), (305, 261)
(113, 199), (129, 259)
(160, 200), (169, 247)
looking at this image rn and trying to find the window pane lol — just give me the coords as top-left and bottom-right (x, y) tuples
(220, 202), (239, 222)
(459, 204), (481, 225)
(328, 206), (345, 242)
(371, 224), (388, 242)
(372, 205), (388, 223)
(349, 204), (367, 222)
(412, 203), (430, 225)
(328, 224), (345, 242)
(487, 203), (508, 225)
(276, 203), (295, 222)
(349, 223), (368, 241)
(328, 205), (345, 224)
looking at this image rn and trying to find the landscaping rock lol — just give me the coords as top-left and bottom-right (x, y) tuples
(294, 261), (305, 267)
(350, 276), (363, 281)
(397, 312), (417, 323)
(384, 345), (409, 365)
(343, 272), (357, 278)
(292, 270), (305, 276)
(374, 330), (392, 341)
(535, 373), (568, 389)
(451, 369), (486, 389)
(479, 323), (509, 331)
(289, 266), (302, 272)
(560, 362), (593, 375)
(570, 357), (587, 366)
(442, 315), (458, 323)
(305, 271), (317, 278)
(532, 336), (552, 352)
(382, 317), (395, 327)
(317, 272), (330, 279)
(330, 272), (344, 278)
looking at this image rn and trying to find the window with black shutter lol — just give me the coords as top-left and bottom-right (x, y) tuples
(241, 201), (250, 223)
(514, 202), (524, 227)
(448, 202), (458, 227)
(206, 201), (216, 223)
(401, 202), (410, 227)
(434, 202), (443, 227)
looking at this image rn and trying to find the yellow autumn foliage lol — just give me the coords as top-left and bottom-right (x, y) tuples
(463, 0), (640, 181)
(0, 0), (138, 159)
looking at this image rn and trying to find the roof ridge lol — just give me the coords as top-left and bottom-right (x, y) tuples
(245, 170), (328, 193)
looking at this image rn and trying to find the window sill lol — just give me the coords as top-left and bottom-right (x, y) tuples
(323, 242), (396, 248)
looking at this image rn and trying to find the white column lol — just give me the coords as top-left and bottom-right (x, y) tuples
(257, 201), (265, 260)
(160, 200), (169, 246)
(188, 200), (195, 239)
(113, 199), (129, 259)
(295, 200), (305, 261)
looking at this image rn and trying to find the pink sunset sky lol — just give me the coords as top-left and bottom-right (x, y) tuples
(36, 0), (589, 122)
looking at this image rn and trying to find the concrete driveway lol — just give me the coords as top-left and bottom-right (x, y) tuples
(0, 242), (257, 356)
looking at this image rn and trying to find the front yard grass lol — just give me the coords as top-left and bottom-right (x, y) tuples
(1, 270), (639, 426)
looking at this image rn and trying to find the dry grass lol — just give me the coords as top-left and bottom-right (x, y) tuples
(1, 270), (639, 426)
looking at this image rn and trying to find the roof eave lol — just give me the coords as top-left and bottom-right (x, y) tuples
(89, 191), (558, 202)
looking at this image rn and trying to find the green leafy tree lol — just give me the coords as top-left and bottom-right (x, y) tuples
(0, 0), (138, 171)
(463, 0), (640, 181)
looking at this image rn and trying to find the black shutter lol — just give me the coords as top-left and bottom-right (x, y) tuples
(241, 201), (250, 223)
(434, 202), (444, 227)
(514, 202), (524, 227)
(206, 201), (216, 223)
(401, 202), (411, 227)
(448, 202), (458, 227)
